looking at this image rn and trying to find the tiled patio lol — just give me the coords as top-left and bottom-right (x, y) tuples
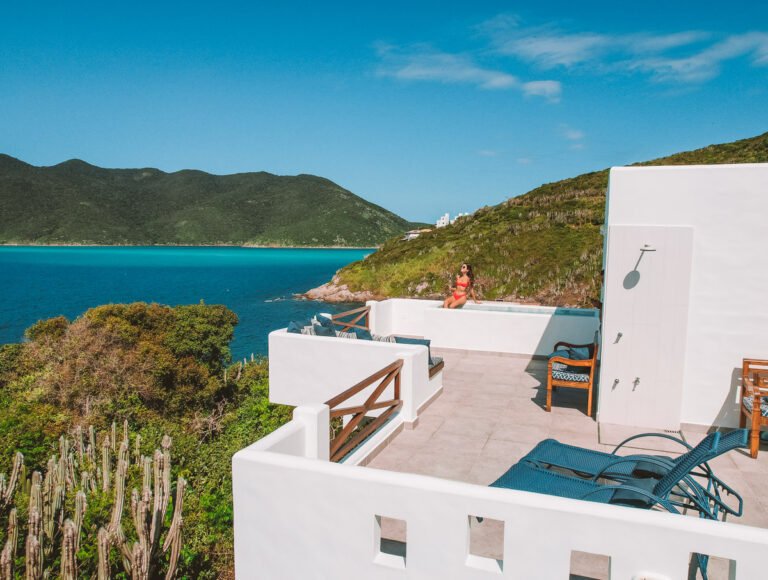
(366, 348), (768, 579)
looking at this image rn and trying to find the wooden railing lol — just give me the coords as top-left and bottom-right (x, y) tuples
(331, 306), (370, 332)
(325, 359), (403, 462)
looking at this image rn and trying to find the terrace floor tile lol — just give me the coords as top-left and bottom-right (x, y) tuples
(366, 347), (768, 547)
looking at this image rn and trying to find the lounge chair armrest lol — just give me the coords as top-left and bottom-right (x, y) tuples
(578, 486), (680, 514)
(548, 357), (594, 368)
(612, 432), (693, 454)
(742, 359), (768, 383)
(554, 341), (594, 351)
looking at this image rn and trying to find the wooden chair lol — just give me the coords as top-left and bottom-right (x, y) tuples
(546, 339), (599, 417)
(740, 358), (768, 458)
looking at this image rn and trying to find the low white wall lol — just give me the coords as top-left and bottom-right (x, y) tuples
(268, 330), (441, 424)
(368, 299), (599, 356)
(233, 436), (768, 579)
(248, 404), (330, 460)
(603, 164), (768, 429)
(368, 299), (442, 337)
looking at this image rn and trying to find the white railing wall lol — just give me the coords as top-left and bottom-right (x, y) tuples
(268, 329), (440, 425)
(368, 299), (600, 356)
(233, 410), (768, 579)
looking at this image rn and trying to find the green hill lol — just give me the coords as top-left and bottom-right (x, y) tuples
(0, 155), (417, 246)
(331, 131), (768, 306)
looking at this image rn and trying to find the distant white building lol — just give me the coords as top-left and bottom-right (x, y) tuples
(436, 211), (470, 228)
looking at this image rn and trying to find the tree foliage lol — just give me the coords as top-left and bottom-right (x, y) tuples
(0, 303), (292, 577)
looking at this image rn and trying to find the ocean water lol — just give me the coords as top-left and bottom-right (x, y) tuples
(0, 246), (371, 359)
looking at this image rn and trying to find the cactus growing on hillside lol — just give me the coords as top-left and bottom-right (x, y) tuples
(0, 422), (185, 579)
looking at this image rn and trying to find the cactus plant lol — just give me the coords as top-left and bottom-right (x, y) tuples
(0, 425), (185, 579)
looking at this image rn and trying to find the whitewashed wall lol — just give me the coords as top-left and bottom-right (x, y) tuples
(233, 407), (768, 579)
(368, 299), (599, 356)
(268, 330), (440, 424)
(601, 164), (768, 429)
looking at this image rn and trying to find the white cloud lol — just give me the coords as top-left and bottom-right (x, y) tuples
(627, 32), (768, 83)
(482, 16), (767, 85)
(376, 44), (517, 90)
(559, 124), (586, 150)
(522, 80), (562, 102)
(497, 30), (610, 67)
(560, 124), (585, 141)
(375, 43), (560, 101)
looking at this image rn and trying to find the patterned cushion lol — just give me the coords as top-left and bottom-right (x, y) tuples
(299, 325), (316, 336)
(313, 323), (336, 337)
(743, 397), (768, 417)
(551, 369), (590, 383)
(335, 330), (357, 340)
(429, 356), (444, 370)
(350, 327), (373, 340)
(549, 349), (589, 373)
(372, 334), (396, 343)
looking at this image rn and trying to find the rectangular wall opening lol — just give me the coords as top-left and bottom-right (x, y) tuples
(569, 550), (610, 580)
(373, 515), (406, 569)
(466, 515), (504, 574)
(688, 552), (735, 580)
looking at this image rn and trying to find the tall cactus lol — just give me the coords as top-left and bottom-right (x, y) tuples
(0, 424), (185, 579)
(60, 519), (77, 579)
(25, 508), (42, 580)
(0, 453), (23, 508)
(0, 508), (18, 578)
(97, 527), (110, 580)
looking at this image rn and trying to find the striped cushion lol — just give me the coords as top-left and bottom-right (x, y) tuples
(299, 326), (316, 336)
(743, 397), (768, 417)
(372, 334), (396, 343)
(335, 330), (357, 339)
(551, 369), (590, 383)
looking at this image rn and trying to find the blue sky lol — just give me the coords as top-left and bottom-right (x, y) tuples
(2, 1), (767, 222)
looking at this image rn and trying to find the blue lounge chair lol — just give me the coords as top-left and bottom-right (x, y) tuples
(516, 429), (747, 518)
(490, 431), (748, 580)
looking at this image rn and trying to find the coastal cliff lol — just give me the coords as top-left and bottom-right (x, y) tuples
(308, 131), (768, 307)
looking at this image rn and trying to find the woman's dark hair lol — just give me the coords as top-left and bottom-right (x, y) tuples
(461, 263), (475, 283)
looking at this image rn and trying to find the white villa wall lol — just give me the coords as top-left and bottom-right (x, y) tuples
(268, 330), (439, 424)
(368, 299), (599, 356)
(602, 164), (768, 429)
(368, 299), (442, 337)
(233, 409), (768, 579)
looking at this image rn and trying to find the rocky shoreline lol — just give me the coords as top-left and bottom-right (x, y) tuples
(302, 277), (382, 303)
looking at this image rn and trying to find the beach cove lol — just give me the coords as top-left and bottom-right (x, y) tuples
(0, 246), (372, 358)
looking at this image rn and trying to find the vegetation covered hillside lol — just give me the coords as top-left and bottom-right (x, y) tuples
(0, 303), (291, 578)
(0, 155), (418, 246)
(333, 132), (768, 306)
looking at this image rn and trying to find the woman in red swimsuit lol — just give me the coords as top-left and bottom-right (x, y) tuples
(442, 263), (478, 308)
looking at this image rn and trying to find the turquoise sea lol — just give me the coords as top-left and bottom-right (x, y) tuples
(0, 246), (371, 359)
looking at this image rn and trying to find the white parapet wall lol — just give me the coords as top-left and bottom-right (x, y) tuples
(233, 407), (768, 579)
(600, 164), (768, 431)
(368, 299), (600, 356)
(268, 329), (441, 425)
